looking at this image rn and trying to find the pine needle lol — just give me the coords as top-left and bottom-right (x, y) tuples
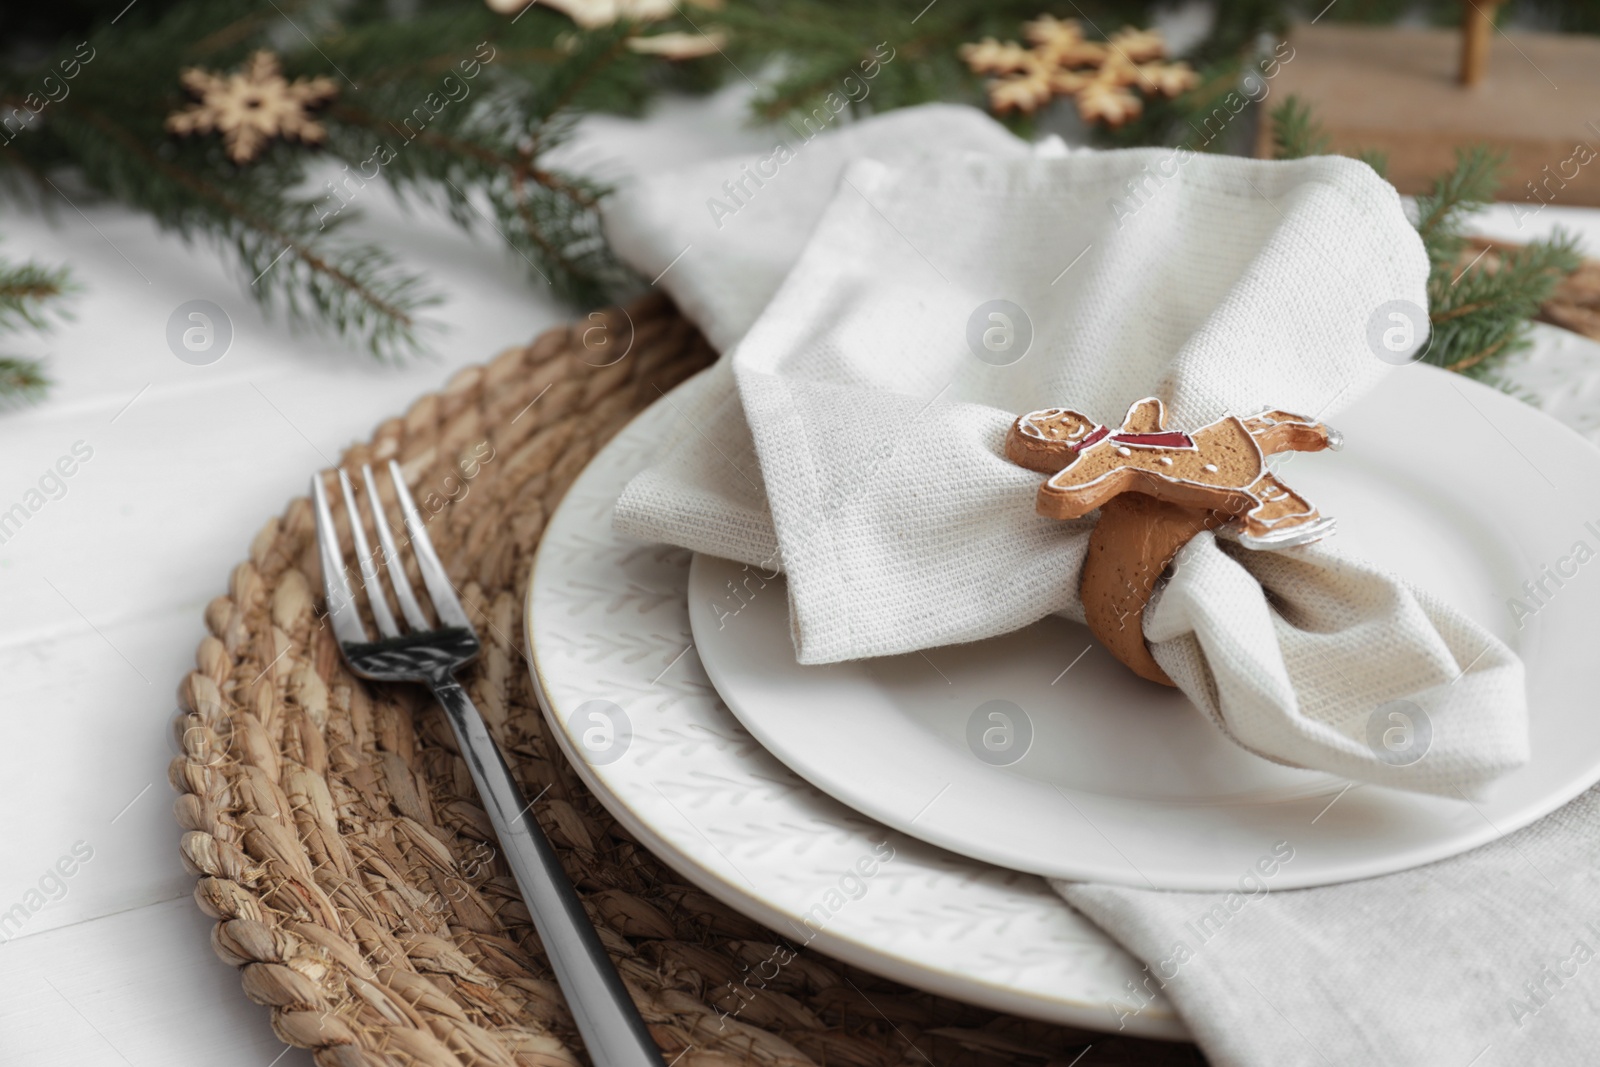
(1413, 145), (1502, 268)
(1430, 230), (1582, 378)
(0, 1), (1575, 393)
(0, 261), (75, 332)
(1267, 95), (1329, 160)
(1412, 147), (1580, 378)
(0, 253), (73, 406)
(0, 1), (650, 360)
(0, 356), (49, 405)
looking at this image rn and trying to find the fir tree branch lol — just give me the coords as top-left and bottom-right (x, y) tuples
(0, 0), (652, 360)
(0, 356), (48, 405)
(0, 260), (74, 332)
(1429, 230), (1582, 378)
(1441, 335), (1509, 374)
(186, 12), (276, 57)
(1413, 145), (1501, 265)
(1267, 94), (1330, 160)
(0, 252), (73, 406)
(528, 27), (635, 130)
(328, 104), (599, 210)
(59, 103), (431, 357)
(309, 20), (636, 305)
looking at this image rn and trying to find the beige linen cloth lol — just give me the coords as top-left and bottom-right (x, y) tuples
(607, 104), (1526, 799)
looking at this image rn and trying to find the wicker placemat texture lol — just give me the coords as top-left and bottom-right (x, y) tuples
(169, 294), (1205, 1067)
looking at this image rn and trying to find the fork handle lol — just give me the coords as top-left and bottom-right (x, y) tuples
(430, 679), (663, 1067)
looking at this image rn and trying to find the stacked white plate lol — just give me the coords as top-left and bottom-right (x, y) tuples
(526, 348), (1600, 1039)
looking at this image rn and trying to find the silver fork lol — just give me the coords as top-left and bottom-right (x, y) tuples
(312, 460), (661, 1067)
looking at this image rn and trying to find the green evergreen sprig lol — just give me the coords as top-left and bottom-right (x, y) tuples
(0, 0), (1582, 401)
(0, 1), (663, 361)
(1267, 94), (1328, 160)
(1426, 194), (1581, 378)
(0, 253), (74, 405)
(0, 0), (1294, 373)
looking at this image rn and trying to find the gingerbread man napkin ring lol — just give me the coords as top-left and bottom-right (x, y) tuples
(1006, 398), (1342, 686)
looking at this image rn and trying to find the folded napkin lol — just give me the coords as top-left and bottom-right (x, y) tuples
(1061, 783), (1600, 1065)
(608, 104), (1527, 799)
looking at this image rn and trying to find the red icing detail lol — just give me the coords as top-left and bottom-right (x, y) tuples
(1108, 430), (1195, 450)
(1069, 425), (1110, 451)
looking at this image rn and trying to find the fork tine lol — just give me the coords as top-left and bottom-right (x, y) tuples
(339, 469), (400, 639)
(363, 463), (430, 632)
(311, 472), (370, 646)
(386, 459), (472, 630)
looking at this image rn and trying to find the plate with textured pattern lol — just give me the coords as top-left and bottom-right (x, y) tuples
(685, 362), (1600, 890)
(526, 373), (1186, 1039)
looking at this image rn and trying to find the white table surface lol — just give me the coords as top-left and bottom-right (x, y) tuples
(1, 85), (1598, 1064)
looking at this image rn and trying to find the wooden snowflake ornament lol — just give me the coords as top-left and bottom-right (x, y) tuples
(165, 51), (338, 165)
(960, 16), (1198, 127)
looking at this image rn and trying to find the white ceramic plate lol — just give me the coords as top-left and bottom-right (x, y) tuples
(688, 362), (1600, 890)
(527, 383), (1187, 1039)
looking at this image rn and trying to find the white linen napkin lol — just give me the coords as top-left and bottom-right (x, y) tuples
(1058, 784), (1600, 1065)
(606, 104), (1527, 799)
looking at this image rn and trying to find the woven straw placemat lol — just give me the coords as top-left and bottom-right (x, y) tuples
(170, 294), (1205, 1067)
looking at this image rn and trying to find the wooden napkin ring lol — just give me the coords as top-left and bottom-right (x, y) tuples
(1006, 397), (1343, 686)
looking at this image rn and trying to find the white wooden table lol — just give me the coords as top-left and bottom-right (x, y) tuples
(0, 88), (1596, 1063)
